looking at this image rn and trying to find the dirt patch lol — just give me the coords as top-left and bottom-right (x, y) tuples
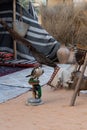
(0, 85), (87, 130)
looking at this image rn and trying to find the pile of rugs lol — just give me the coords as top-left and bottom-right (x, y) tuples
(0, 51), (39, 67)
(0, 51), (13, 63)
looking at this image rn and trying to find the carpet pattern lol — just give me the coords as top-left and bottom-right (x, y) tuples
(0, 66), (24, 77)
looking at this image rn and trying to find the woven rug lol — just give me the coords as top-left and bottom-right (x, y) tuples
(0, 66), (25, 77)
(0, 66), (31, 103)
(0, 84), (30, 103)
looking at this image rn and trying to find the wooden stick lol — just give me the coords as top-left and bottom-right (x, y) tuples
(13, 0), (17, 59)
(70, 52), (87, 106)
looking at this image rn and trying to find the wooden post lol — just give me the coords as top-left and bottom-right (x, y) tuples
(70, 52), (87, 106)
(13, 0), (17, 59)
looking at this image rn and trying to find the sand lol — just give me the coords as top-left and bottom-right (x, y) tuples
(0, 85), (87, 130)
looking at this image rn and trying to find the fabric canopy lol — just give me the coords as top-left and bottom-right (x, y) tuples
(0, 0), (60, 61)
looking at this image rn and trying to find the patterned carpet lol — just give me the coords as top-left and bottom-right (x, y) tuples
(0, 84), (30, 103)
(0, 66), (25, 77)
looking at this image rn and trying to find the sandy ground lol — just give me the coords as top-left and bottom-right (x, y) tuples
(0, 85), (87, 130)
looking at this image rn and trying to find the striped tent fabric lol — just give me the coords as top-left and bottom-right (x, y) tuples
(28, 1), (38, 21)
(0, 0), (60, 61)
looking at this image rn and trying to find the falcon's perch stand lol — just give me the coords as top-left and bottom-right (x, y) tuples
(0, 19), (57, 68)
(26, 67), (44, 106)
(70, 52), (87, 106)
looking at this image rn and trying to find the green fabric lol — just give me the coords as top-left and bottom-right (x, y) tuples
(28, 77), (42, 99)
(37, 85), (42, 98)
(34, 84), (42, 99)
(28, 78), (39, 84)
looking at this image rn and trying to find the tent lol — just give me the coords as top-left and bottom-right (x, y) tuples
(0, 0), (60, 66)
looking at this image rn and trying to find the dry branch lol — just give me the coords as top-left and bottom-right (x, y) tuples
(70, 53), (87, 106)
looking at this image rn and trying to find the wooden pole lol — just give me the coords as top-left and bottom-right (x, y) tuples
(13, 0), (17, 59)
(70, 52), (87, 106)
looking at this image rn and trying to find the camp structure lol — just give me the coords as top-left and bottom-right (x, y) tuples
(0, 0), (60, 67)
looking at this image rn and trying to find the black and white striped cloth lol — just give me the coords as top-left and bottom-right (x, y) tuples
(28, 1), (38, 21)
(0, 0), (60, 61)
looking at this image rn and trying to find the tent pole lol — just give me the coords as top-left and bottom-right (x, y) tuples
(13, 0), (17, 59)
